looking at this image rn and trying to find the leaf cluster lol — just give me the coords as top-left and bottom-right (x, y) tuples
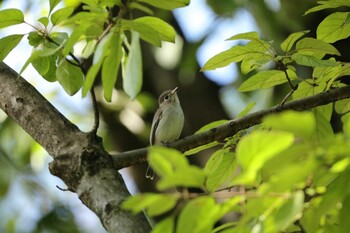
(0, 0), (189, 99)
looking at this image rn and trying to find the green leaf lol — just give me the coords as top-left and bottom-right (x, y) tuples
(238, 69), (296, 92)
(314, 107), (334, 141)
(183, 141), (220, 156)
(157, 166), (205, 190)
(201, 45), (247, 71)
(132, 16), (176, 45)
(177, 196), (218, 233)
(49, 0), (61, 13)
(28, 32), (43, 47)
(122, 193), (178, 216)
(102, 33), (123, 101)
(122, 31), (142, 99)
(0, 9), (24, 28)
(195, 120), (228, 134)
(0, 34), (24, 62)
(317, 12), (350, 43)
(237, 102), (256, 117)
(233, 131), (294, 184)
(292, 54), (339, 67)
(152, 217), (174, 233)
(138, 0), (189, 10)
(32, 55), (57, 82)
(148, 146), (188, 177)
(339, 195), (350, 233)
(273, 191), (304, 231)
(295, 37), (340, 56)
(51, 6), (74, 25)
(129, 2), (154, 15)
(226, 31), (260, 41)
(281, 30), (309, 53)
(305, 1), (350, 14)
(262, 111), (316, 138)
(56, 59), (83, 95)
(205, 150), (237, 192)
(335, 99), (350, 114)
(63, 26), (86, 56)
(82, 61), (102, 96)
(38, 17), (49, 27)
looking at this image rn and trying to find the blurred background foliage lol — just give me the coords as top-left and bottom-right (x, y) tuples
(0, 0), (343, 232)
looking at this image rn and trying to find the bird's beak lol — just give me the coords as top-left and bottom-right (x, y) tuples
(171, 87), (178, 94)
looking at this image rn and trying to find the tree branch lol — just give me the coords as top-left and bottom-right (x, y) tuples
(112, 85), (350, 169)
(0, 62), (151, 232)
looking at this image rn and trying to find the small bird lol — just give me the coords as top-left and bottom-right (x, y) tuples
(146, 87), (184, 179)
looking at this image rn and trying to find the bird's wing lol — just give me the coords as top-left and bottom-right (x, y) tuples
(150, 108), (162, 145)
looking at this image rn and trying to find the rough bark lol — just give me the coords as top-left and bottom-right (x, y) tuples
(0, 62), (151, 233)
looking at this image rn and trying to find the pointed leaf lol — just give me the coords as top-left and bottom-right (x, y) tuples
(134, 16), (175, 42)
(122, 31), (142, 99)
(0, 34), (24, 62)
(49, 0), (61, 13)
(296, 37), (340, 56)
(102, 33), (123, 101)
(238, 69), (296, 92)
(317, 12), (350, 43)
(226, 31), (260, 41)
(152, 217), (174, 233)
(281, 30), (309, 52)
(292, 54), (339, 67)
(56, 59), (83, 95)
(177, 196), (218, 233)
(138, 0), (189, 10)
(234, 131), (294, 184)
(0, 9), (24, 28)
(51, 6), (74, 25)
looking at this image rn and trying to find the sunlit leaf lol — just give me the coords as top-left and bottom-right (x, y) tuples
(263, 111), (316, 138)
(238, 69), (297, 92)
(281, 30), (309, 53)
(205, 150), (237, 192)
(49, 0), (61, 13)
(226, 31), (260, 41)
(122, 193), (178, 216)
(138, 0), (189, 10)
(122, 31), (142, 99)
(38, 17), (49, 27)
(233, 131), (294, 184)
(51, 6), (74, 25)
(317, 12), (350, 43)
(305, 0), (350, 14)
(0, 34), (24, 62)
(177, 196), (219, 233)
(274, 191), (304, 231)
(201, 45), (247, 71)
(152, 217), (174, 233)
(292, 54), (339, 67)
(295, 37), (340, 56)
(0, 9), (24, 28)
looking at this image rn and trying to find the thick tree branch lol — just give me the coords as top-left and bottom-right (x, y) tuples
(0, 62), (151, 232)
(113, 85), (350, 169)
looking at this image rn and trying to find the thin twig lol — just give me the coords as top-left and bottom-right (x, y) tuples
(90, 88), (100, 135)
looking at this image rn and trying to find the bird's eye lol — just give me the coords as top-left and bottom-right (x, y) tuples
(164, 95), (169, 100)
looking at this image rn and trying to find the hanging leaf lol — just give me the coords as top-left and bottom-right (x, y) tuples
(56, 59), (83, 95)
(102, 33), (123, 101)
(0, 8), (24, 28)
(122, 31), (142, 99)
(0, 34), (24, 62)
